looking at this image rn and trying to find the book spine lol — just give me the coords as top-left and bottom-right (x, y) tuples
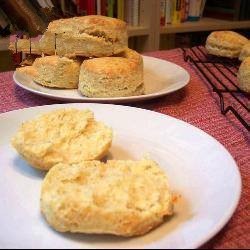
(160, 0), (166, 26)
(87, 0), (96, 15)
(139, 0), (146, 26)
(165, 0), (172, 25)
(132, 0), (139, 26)
(184, 0), (189, 21)
(107, 0), (114, 17)
(125, 0), (133, 25)
(180, 0), (186, 22)
(172, 0), (181, 24)
(188, 0), (202, 21)
(117, 0), (124, 20)
(96, 0), (101, 15)
(101, 0), (108, 16)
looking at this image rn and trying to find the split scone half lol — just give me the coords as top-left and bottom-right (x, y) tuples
(205, 31), (248, 58)
(78, 48), (144, 98)
(41, 159), (173, 237)
(12, 108), (113, 170)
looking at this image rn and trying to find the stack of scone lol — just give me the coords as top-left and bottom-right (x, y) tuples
(10, 15), (144, 97)
(12, 108), (173, 237)
(205, 31), (249, 93)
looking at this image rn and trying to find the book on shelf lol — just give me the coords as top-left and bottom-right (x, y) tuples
(165, 0), (173, 25)
(160, 0), (166, 26)
(132, 0), (139, 26)
(172, 0), (182, 24)
(117, 0), (124, 20)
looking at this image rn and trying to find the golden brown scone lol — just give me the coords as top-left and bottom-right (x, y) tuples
(37, 15), (128, 57)
(16, 66), (38, 79)
(32, 55), (81, 89)
(206, 31), (248, 58)
(239, 41), (250, 61)
(78, 48), (144, 97)
(41, 159), (173, 237)
(9, 16), (128, 57)
(12, 109), (113, 170)
(237, 57), (250, 93)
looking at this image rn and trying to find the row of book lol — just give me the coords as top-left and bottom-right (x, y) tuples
(160, 0), (207, 25)
(160, 0), (250, 26)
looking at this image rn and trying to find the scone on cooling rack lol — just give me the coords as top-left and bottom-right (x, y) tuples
(16, 55), (81, 89)
(12, 109), (113, 170)
(78, 48), (144, 97)
(237, 57), (250, 93)
(41, 159), (173, 237)
(239, 41), (250, 61)
(205, 31), (248, 58)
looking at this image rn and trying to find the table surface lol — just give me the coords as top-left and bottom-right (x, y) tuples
(0, 49), (249, 249)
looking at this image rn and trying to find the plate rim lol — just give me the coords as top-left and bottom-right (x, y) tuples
(13, 56), (190, 103)
(0, 103), (242, 249)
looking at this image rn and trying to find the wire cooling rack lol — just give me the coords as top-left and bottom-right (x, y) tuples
(182, 46), (249, 131)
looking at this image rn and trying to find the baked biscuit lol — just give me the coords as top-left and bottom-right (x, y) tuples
(18, 55), (81, 89)
(16, 66), (38, 78)
(41, 159), (173, 237)
(237, 57), (250, 93)
(78, 48), (144, 97)
(12, 109), (113, 170)
(10, 15), (128, 57)
(206, 31), (248, 58)
(239, 41), (250, 61)
(41, 15), (127, 57)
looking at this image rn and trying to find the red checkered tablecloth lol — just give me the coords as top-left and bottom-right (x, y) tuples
(0, 49), (249, 249)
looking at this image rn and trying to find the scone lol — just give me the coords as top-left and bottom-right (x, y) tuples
(237, 57), (250, 93)
(12, 109), (113, 170)
(10, 15), (128, 57)
(239, 41), (250, 61)
(41, 159), (173, 237)
(16, 66), (38, 78)
(78, 48), (144, 97)
(18, 55), (81, 89)
(206, 31), (248, 58)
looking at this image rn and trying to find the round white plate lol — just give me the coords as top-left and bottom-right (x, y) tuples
(0, 103), (241, 249)
(13, 56), (190, 103)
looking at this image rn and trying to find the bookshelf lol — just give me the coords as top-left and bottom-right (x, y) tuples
(160, 17), (250, 34)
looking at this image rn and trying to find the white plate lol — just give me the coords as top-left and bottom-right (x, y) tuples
(0, 103), (241, 249)
(13, 56), (190, 103)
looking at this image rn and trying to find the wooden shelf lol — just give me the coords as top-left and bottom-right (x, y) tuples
(0, 37), (9, 51)
(160, 18), (250, 34)
(128, 26), (150, 37)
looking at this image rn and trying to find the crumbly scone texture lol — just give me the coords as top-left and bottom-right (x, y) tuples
(239, 41), (250, 61)
(12, 108), (113, 170)
(205, 31), (249, 58)
(41, 159), (173, 237)
(32, 55), (81, 89)
(79, 48), (144, 97)
(16, 66), (38, 79)
(237, 57), (250, 93)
